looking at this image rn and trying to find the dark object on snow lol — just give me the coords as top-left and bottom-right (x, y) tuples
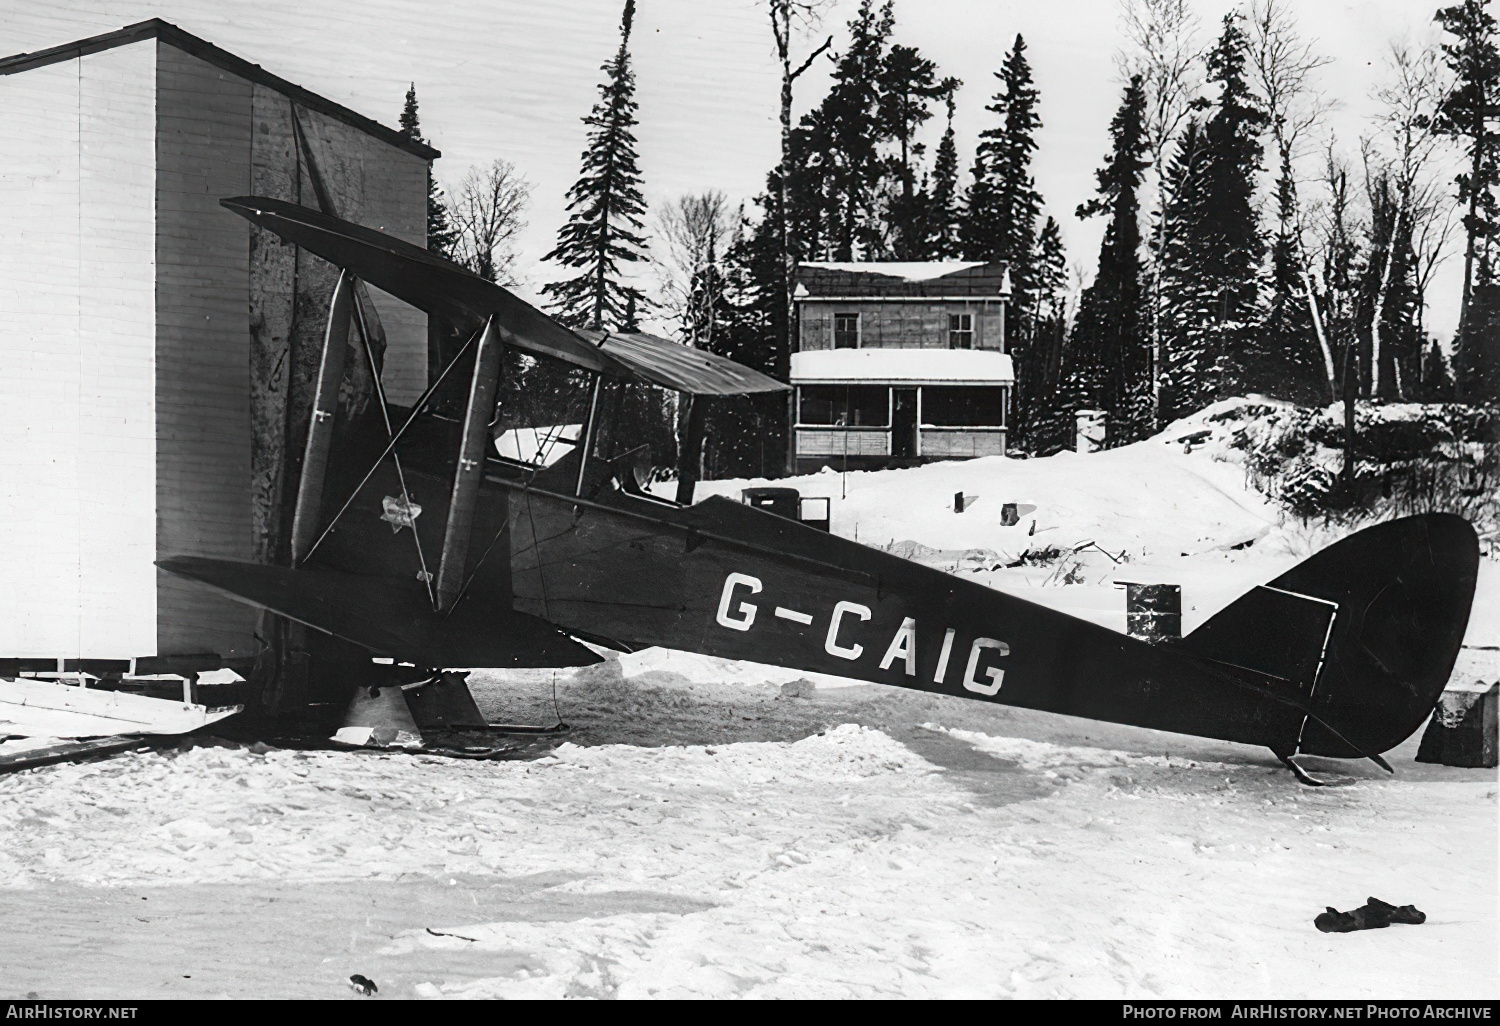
(1315, 904), (1392, 933)
(742, 488), (801, 521)
(1366, 896), (1426, 925)
(1001, 502), (1019, 526)
(1315, 898), (1426, 933)
(349, 974), (377, 996)
(742, 488), (830, 532)
(798, 496), (831, 533)
(1415, 683), (1498, 768)
(1122, 583), (1182, 644)
(404, 671), (488, 729)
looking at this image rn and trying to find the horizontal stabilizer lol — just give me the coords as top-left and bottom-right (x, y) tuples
(157, 557), (600, 670)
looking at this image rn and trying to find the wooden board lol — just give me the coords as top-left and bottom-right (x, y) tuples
(0, 736), (156, 774)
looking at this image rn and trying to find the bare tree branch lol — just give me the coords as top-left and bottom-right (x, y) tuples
(450, 159), (531, 286)
(1372, 37), (1459, 362)
(791, 34), (833, 82)
(1249, 0), (1336, 162)
(651, 191), (733, 347)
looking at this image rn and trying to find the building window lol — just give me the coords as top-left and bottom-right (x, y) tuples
(798, 385), (889, 427)
(921, 386), (1005, 427)
(834, 312), (860, 349)
(948, 313), (973, 349)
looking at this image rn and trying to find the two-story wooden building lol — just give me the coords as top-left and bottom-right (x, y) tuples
(791, 261), (1013, 473)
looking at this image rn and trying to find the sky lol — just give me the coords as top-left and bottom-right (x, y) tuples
(2, 0), (1465, 337)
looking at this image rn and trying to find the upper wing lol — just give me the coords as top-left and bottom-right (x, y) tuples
(221, 196), (624, 375)
(220, 197), (788, 396)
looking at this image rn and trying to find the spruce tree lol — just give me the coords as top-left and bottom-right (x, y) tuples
(927, 92), (963, 258)
(1434, 0), (1500, 401)
(1158, 15), (1266, 418)
(542, 0), (650, 330)
(1419, 338), (1457, 400)
(963, 34), (1044, 349)
(399, 84), (458, 259)
(706, 193), (788, 478)
(1015, 216), (1070, 451)
(1064, 75), (1152, 444)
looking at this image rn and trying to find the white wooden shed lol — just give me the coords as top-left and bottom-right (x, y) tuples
(0, 20), (433, 670)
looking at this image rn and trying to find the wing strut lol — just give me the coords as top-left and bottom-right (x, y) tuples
(301, 321), (484, 566)
(290, 267), (353, 564)
(436, 316), (503, 611)
(574, 372), (604, 498)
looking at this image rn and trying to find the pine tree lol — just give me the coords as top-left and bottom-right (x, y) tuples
(1434, 0), (1500, 401)
(963, 34), (1044, 349)
(1064, 75), (1152, 444)
(927, 92), (963, 258)
(792, 0), (895, 260)
(399, 84), (458, 258)
(1158, 15), (1266, 419)
(542, 0), (650, 330)
(877, 44), (953, 259)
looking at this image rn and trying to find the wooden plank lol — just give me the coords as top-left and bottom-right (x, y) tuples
(0, 735), (158, 774)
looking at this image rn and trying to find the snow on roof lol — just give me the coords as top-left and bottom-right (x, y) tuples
(801, 261), (986, 282)
(791, 348), (1014, 385)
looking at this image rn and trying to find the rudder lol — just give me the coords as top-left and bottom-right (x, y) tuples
(1179, 514), (1480, 759)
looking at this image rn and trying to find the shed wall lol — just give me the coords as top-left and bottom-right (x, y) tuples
(0, 42), (158, 658)
(155, 42), (257, 657)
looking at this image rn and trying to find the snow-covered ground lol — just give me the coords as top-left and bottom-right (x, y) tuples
(0, 677), (1492, 999)
(0, 399), (1494, 999)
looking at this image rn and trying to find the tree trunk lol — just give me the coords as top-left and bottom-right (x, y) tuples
(1458, 105), (1485, 365)
(675, 395), (707, 504)
(1371, 220), (1396, 400)
(1342, 339), (1357, 495)
(1295, 234), (1337, 398)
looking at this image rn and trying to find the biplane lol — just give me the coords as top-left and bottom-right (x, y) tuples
(159, 196), (1481, 784)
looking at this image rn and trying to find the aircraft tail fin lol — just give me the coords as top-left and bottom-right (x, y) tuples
(1178, 513), (1480, 759)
